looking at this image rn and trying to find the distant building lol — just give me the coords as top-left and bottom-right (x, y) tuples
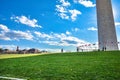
(3, 49), (10, 53)
(22, 49), (28, 54)
(16, 46), (19, 51)
(18, 49), (28, 54)
(41, 50), (47, 53)
(28, 48), (40, 53)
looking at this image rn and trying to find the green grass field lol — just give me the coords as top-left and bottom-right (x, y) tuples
(0, 51), (120, 80)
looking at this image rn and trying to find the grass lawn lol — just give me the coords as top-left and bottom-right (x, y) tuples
(0, 53), (43, 59)
(0, 51), (120, 80)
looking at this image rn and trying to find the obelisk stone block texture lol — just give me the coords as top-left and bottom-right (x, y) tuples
(96, 0), (118, 50)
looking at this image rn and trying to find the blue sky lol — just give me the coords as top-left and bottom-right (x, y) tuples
(0, 0), (120, 52)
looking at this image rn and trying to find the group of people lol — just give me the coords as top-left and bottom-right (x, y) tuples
(102, 47), (107, 51)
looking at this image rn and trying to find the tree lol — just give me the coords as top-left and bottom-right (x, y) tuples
(0, 48), (3, 53)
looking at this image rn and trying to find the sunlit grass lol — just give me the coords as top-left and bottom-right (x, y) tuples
(0, 54), (42, 59)
(0, 51), (120, 80)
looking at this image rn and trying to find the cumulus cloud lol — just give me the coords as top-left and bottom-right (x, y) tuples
(58, 12), (69, 19)
(69, 9), (81, 21)
(88, 27), (97, 31)
(59, 0), (71, 7)
(34, 31), (53, 40)
(56, 0), (81, 21)
(5, 31), (33, 40)
(56, 0), (70, 20)
(74, 0), (96, 7)
(0, 24), (10, 32)
(0, 33), (11, 40)
(61, 36), (85, 46)
(0, 24), (33, 41)
(0, 30), (33, 41)
(0, 24), (95, 50)
(66, 31), (71, 35)
(11, 15), (42, 28)
(56, 0), (95, 21)
(56, 5), (67, 13)
(34, 31), (88, 47)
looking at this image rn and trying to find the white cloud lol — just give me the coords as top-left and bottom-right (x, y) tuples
(56, 5), (67, 13)
(34, 31), (42, 37)
(88, 27), (97, 31)
(0, 44), (16, 50)
(66, 31), (71, 35)
(40, 41), (61, 46)
(75, 28), (80, 32)
(74, 0), (96, 7)
(59, 13), (69, 19)
(0, 30), (33, 41)
(34, 31), (66, 41)
(11, 15), (42, 28)
(72, 28), (80, 32)
(52, 33), (66, 39)
(0, 24), (33, 41)
(0, 33), (11, 40)
(0, 24), (97, 51)
(115, 22), (120, 26)
(34, 31), (53, 40)
(56, 0), (81, 21)
(59, 0), (71, 7)
(56, 1), (70, 20)
(56, 0), (70, 13)
(69, 9), (82, 21)
(0, 24), (10, 32)
(35, 31), (88, 47)
(8, 30), (33, 40)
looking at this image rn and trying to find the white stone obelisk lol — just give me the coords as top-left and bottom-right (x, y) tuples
(96, 0), (118, 51)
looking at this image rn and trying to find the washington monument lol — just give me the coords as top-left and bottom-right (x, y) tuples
(96, 0), (118, 51)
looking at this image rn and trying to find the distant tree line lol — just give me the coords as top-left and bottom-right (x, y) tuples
(0, 47), (47, 54)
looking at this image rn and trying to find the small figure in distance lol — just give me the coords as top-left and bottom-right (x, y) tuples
(102, 47), (104, 51)
(77, 47), (79, 52)
(61, 48), (63, 53)
(104, 47), (106, 51)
